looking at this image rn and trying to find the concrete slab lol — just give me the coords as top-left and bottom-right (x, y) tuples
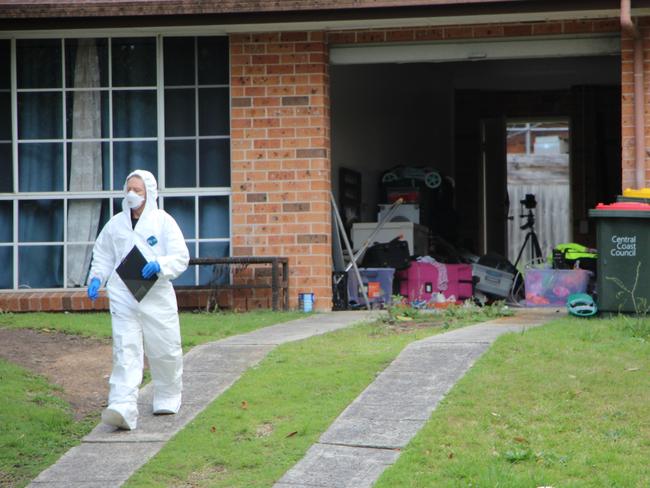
(418, 323), (529, 343)
(183, 344), (274, 373)
(29, 442), (164, 485)
(320, 417), (427, 449)
(136, 371), (238, 406)
(219, 311), (377, 345)
(84, 401), (205, 443)
(275, 444), (400, 488)
(388, 342), (486, 373)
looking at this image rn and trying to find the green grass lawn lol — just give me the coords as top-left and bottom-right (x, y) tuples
(0, 359), (97, 488)
(0, 310), (303, 488)
(124, 306), (511, 488)
(0, 310), (304, 349)
(374, 315), (650, 488)
(124, 321), (452, 487)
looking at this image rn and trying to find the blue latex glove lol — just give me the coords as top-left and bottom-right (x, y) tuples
(87, 277), (101, 301)
(142, 261), (161, 279)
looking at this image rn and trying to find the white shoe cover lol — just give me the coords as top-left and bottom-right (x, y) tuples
(153, 395), (181, 415)
(102, 404), (137, 430)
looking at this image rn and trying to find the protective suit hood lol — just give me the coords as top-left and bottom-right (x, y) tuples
(122, 169), (159, 219)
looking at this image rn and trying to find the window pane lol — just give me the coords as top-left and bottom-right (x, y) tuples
(19, 245), (62, 288)
(197, 37), (229, 86)
(17, 39), (62, 89)
(198, 88), (229, 136)
(67, 199), (106, 243)
(19, 199), (63, 242)
(66, 243), (94, 287)
(113, 141), (157, 189)
(112, 38), (156, 87)
(66, 91), (109, 139)
(18, 143), (63, 192)
(165, 140), (196, 188)
(0, 201), (11, 241)
(164, 197), (195, 239)
(163, 37), (195, 86)
(198, 241), (229, 285)
(165, 89), (195, 137)
(0, 143), (11, 192)
(0, 92), (10, 140)
(70, 199), (111, 234)
(173, 244), (195, 286)
(199, 139), (230, 187)
(112, 90), (157, 138)
(18, 92), (62, 140)
(0, 40), (9, 89)
(0, 247), (11, 288)
(66, 142), (107, 191)
(65, 38), (108, 88)
(199, 196), (229, 238)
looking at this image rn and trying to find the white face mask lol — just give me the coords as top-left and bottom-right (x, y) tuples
(125, 191), (145, 209)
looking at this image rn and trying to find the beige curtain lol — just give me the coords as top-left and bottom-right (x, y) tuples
(67, 39), (103, 286)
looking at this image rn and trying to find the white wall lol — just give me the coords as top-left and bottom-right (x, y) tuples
(330, 63), (453, 221)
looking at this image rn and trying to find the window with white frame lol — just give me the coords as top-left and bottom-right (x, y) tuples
(0, 35), (230, 290)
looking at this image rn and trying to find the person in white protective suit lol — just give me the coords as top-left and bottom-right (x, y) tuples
(87, 169), (189, 430)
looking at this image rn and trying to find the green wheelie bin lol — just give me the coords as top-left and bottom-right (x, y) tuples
(588, 202), (650, 313)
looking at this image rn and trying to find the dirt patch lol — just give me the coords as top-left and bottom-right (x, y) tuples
(0, 327), (112, 420)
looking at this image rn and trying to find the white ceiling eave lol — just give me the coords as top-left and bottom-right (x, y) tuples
(330, 33), (621, 65)
(2, 7), (648, 39)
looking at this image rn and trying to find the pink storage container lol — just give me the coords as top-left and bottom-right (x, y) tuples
(525, 268), (591, 307)
(397, 262), (473, 302)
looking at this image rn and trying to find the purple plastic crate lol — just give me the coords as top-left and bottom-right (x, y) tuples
(525, 268), (591, 307)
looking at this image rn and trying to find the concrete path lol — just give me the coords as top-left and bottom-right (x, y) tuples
(274, 308), (560, 488)
(28, 311), (377, 488)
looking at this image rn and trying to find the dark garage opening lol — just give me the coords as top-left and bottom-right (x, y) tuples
(330, 54), (621, 265)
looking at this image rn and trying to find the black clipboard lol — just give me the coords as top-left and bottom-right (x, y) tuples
(116, 246), (158, 302)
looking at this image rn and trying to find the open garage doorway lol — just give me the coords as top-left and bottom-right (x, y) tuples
(331, 45), (621, 269)
(506, 119), (571, 268)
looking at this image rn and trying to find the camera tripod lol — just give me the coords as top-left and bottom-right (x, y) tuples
(513, 207), (543, 268)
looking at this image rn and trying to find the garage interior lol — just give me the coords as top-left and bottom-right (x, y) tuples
(330, 41), (621, 273)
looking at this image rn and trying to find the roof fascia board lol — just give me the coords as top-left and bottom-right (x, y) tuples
(330, 33), (621, 64)
(0, 8), (643, 38)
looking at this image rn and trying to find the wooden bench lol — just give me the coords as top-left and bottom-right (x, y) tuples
(187, 256), (289, 311)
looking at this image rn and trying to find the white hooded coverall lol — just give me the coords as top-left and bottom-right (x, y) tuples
(89, 170), (189, 429)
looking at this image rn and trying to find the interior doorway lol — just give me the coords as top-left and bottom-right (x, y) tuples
(506, 119), (571, 268)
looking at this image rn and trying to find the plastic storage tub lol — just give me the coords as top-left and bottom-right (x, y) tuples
(588, 202), (650, 312)
(347, 268), (395, 307)
(525, 268), (591, 306)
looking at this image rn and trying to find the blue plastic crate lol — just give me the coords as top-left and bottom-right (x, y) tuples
(347, 268), (395, 307)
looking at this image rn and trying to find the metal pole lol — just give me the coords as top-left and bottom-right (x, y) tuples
(330, 192), (371, 311)
(344, 197), (404, 273)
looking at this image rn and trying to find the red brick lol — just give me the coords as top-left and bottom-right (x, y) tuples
(328, 32), (356, 44)
(357, 31), (385, 43)
(414, 28), (444, 41)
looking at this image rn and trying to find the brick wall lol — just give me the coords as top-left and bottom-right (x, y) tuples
(621, 20), (650, 190)
(327, 18), (620, 44)
(229, 32), (332, 311)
